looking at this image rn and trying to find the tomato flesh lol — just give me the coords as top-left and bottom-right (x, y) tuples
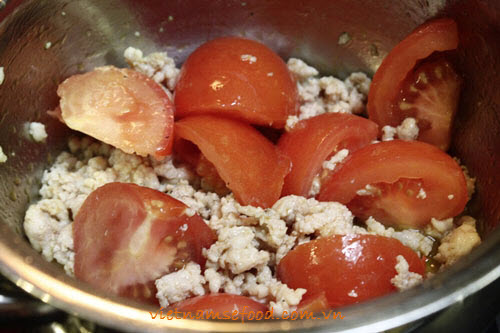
(173, 139), (231, 196)
(175, 115), (291, 208)
(74, 183), (216, 304)
(396, 58), (462, 150)
(56, 66), (174, 159)
(367, 18), (458, 127)
(278, 113), (378, 197)
(174, 37), (299, 128)
(296, 292), (330, 313)
(170, 294), (268, 318)
(277, 235), (425, 308)
(318, 140), (467, 228)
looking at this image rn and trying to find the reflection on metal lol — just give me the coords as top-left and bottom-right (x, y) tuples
(0, 0), (8, 10)
(0, 274), (58, 318)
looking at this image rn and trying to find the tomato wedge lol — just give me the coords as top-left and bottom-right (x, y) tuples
(367, 18), (458, 127)
(278, 113), (378, 197)
(277, 235), (425, 308)
(317, 140), (467, 228)
(396, 58), (462, 150)
(296, 292), (330, 313)
(175, 115), (291, 208)
(174, 37), (299, 128)
(74, 183), (216, 304)
(56, 66), (174, 159)
(170, 294), (268, 319)
(172, 138), (231, 196)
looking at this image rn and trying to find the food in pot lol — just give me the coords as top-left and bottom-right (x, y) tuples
(278, 235), (426, 308)
(367, 18), (461, 151)
(52, 66), (175, 159)
(23, 19), (481, 315)
(174, 36), (299, 128)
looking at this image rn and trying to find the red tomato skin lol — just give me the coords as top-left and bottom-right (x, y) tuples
(367, 18), (458, 127)
(169, 294), (268, 317)
(57, 66), (174, 159)
(278, 113), (378, 197)
(175, 115), (291, 208)
(317, 140), (467, 228)
(174, 37), (299, 128)
(277, 235), (425, 308)
(74, 183), (216, 304)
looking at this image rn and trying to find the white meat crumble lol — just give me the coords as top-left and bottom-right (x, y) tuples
(28, 122), (48, 142)
(285, 58), (371, 131)
(434, 216), (481, 266)
(391, 255), (423, 291)
(23, 48), (481, 312)
(382, 117), (420, 141)
(124, 46), (179, 92)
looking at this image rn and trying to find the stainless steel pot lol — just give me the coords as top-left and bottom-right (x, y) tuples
(0, 0), (499, 332)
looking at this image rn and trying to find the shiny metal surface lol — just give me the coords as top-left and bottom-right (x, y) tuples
(0, 0), (499, 332)
(0, 274), (59, 318)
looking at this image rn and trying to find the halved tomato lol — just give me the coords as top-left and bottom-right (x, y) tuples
(367, 18), (459, 144)
(277, 234), (425, 308)
(73, 182), (216, 304)
(396, 58), (462, 150)
(55, 66), (174, 159)
(174, 37), (299, 128)
(317, 140), (467, 228)
(175, 115), (291, 208)
(278, 113), (378, 197)
(170, 294), (268, 319)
